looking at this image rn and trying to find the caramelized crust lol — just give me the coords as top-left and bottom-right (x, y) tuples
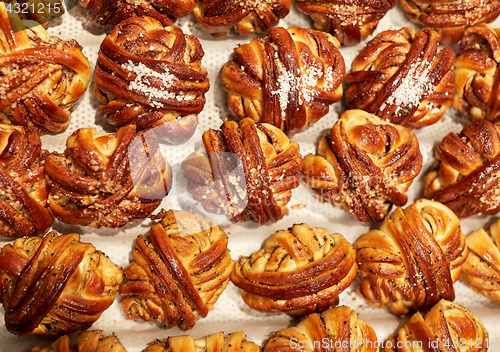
(94, 17), (209, 144)
(119, 210), (234, 330)
(183, 118), (303, 224)
(45, 125), (172, 228)
(194, 0), (292, 36)
(454, 24), (500, 122)
(0, 124), (52, 237)
(345, 28), (455, 129)
(0, 5), (91, 135)
(354, 199), (468, 316)
(303, 110), (422, 223)
(231, 223), (357, 316)
(296, 0), (396, 46)
(462, 219), (500, 305)
(0, 232), (124, 337)
(424, 119), (500, 217)
(262, 306), (378, 352)
(400, 0), (500, 44)
(28, 330), (128, 352)
(383, 300), (488, 352)
(222, 27), (344, 136)
(143, 331), (259, 352)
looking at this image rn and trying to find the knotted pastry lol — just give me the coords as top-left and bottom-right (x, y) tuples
(400, 0), (500, 44)
(80, 0), (194, 27)
(221, 27), (344, 136)
(303, 109), (423, 223)
(143, 331), (259, 352)
(262, 306), (378, 352)
(0, 231), (124, 337)
(0, 124), (52, 237)
(193, 0), (292, 36)
(424, 119), (500, 218)
(231, 223), (357, 316)
(384, 300), (489, 352)
(119, 209), (234, 331)
(462, 219), (500, 305)
(28, 330), (127, 352)
(296, 0), (396, 46)
(354, 199), (468, 316)
(45, 124), (172, 228)
(454, 24), (500, 122)
(183, 118), (303, 224)
(0, 5), (91, 135)
(94, 17), (209, 144)
(345, 28), (455, 129)
(1, 0), (64, 26)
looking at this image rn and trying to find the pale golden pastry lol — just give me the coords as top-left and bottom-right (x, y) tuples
(1, 0), (64, 26)
(0, 232), (124, 337)
(354, 199), (468, 315)
(119, 210), (234, 330)
(27, 330), (127, 352)
(231, 223), (357, 316)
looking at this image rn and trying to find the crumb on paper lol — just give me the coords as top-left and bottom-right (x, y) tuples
(291, 204), (305, 210)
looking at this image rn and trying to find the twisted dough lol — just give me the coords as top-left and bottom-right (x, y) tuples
(119, 210), (234, 330)
(183, 118), (303, 224)
(296, 0), (396, 46)
(345, 28), (455, 129)
(454, 24), (500, 122)
(424, 119), (500, 217)
(262, 306), (378, 352)
(194, 0), (292, 36)
(0, 124), (52, 237)
(94, 17), (209, 144)
(28, 330), (127, 352)
(462, 219), (500, 305)
(45, 125), (172, 228)
(0, 5), (90, 135)
(354, 199), (468, 316)
(303, 110), (422, 223)
(143, 331), (259, 352)
(80, 0), (194, 27)
(231, 223), (357, 316)
(0, 231), (124, 337)
(384, 300), (489, 352)
(221, 27), (344, 136)
(400, 0), (500, 43)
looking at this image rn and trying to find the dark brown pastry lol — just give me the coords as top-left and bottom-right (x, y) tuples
(143, 331), (259, 352)
(424, 119), (500, 218)
(354, 199), (468, 316)
(462, 219), (500, 305)
(45, 125), (172, 228)
(296, 0), (396, 46)
(454, 24), (500, 122)
(94, 16), (209, 144)
(221, 27), (344, 136)
(27, 330), (127, 352)
(119, 210), (234, 330)
(0, 6), (91, 135)
(1, 1), (64, 26)
(183, 118), (303, 224)
(303, 109), (423, 222)
(400, 0), (500, 44)
(0, 232), (124, 337)
(193, 0), (292, 36)
(0, 124), (52, 237)
(345, 28), (455, 129)
(231, 223), (357, 316)
(262, 306), (378, 352)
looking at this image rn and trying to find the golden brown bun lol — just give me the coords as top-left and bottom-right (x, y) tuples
(183, 118), (303, 224)
(303, 110), (422, 222)
(231, 223), (357, 316)
(119, 210), (234, 330)
(221, 27), (344, 136)
(94, 17), (209, 144)
(0, 232), (124, 337)
(27, 330), (127, 352)
(346, 28), (455, 129)
(0, 5), (90, 135)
